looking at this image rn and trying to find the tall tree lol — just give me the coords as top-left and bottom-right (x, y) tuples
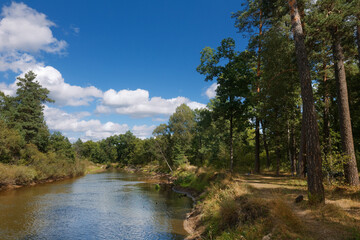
(312, 0), (360, 185)
(8, 71), (54, 151)
(198, 38), (253, 171)
(332, 34), (360, 186)
(233, 0), (267, 173)
(168, 104), (196, 165)
(288, 0), (324, 203)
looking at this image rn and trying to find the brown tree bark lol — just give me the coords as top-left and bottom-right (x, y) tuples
(332, 32), (360, 186)
(289, 0), (324, 203)
(254, 9), (263, 174)
(261, 120), (271, 168)
(276, 138), (281, 176)
(322, 63), (331, 166)
(288, 124), (296, 176)
(255, 119), (260, 173)
(357, 23), (360, 67)
(230, 112), (234, 172)
(297, 116), (306, 178)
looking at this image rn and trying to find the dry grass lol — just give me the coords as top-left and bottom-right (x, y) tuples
(0, 163), (37, 186)
(84, 160), (106, 174)
(188, 173), (360, 240)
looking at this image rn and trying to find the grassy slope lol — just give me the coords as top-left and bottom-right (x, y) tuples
(0, 159), (87, 190)
(174, 165), (360, 240)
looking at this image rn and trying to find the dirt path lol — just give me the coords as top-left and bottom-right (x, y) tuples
(233, 174), (359, 240)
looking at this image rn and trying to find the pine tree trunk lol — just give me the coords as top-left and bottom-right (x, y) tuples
(276, 138), (281, 176)
(332, 32), (360, 186)
(261, 120), (271, 168)
(255, 118), (260, 173)
(230, 113), (234, 172)
(289, 125), (296, 176)
(357, 23), (360, 68)
(297, 117), (306, 178)
(289, 0), (324, 203)
(323, 63), (331, 166)
(254, 9), (263, 174)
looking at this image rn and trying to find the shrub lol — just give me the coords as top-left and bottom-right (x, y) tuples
(0, 163), (37, 186)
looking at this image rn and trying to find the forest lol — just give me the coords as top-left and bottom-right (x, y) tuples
(0, 0), (360, 238)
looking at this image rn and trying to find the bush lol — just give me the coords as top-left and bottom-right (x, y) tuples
(0, 163), (37, 186)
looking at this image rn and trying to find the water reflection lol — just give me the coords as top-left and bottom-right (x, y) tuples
(0, 171), (192, 240)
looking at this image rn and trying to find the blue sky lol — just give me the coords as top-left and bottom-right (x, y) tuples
(0, 0), (248, 141)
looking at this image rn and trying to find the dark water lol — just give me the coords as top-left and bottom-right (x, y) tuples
(0, 171), (192, 240)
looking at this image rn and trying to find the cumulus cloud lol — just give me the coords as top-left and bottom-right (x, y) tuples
(131, 125), (156, 139)
(0, 81), (16, 96)
(0, 2), (66, 53)
(97, 88), (206, 118)
(103, 89), (149, 107)
(205, 83), (218, 99)
(44, 106), (130, 141)
(44, 106), (158, 140)
(0, 2), (103, 106)
(0, 51), (39, 72)
(0, 66), (103, 106)
(31, 66), (103, 106)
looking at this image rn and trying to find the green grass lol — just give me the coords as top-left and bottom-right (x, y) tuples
(172, 165), (217, 193)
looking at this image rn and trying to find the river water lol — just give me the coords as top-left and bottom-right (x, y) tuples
(0, 171), (192, 240)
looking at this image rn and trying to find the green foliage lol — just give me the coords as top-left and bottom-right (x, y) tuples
(0, 163), (37, 186)
(173, 165), (214, 192)
(49, 131), (75, 161)
(0, 120), (24, 164)
(0, 72), (85, 187)
(10, 71), (53, 149)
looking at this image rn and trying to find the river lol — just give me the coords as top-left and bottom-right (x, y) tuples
(0, 171), (192, 240)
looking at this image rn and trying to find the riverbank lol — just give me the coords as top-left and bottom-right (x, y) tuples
(182, 171), (360, 240)
(3, 161), (359, 239)
(0, 159), (87, 192)
(119, 163), (360, 240)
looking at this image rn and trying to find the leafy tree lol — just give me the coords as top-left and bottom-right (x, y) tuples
(49, 131), (75, 161)
(168, 104), (195, 165)
(153, 123), (173, 171)
(197, 38), (254, 171)
(0, 120), (24, 164)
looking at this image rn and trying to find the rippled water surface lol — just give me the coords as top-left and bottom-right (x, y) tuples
(0, 171), (192, 240)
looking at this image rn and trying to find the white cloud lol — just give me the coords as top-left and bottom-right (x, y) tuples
(44, 105), (157, 140)
(103, 89), (149, 107)
(0, 51), (39, 72)
(0, 2), (66, 53)
(0, 2), (102, 107)
(31, 66), (103, 106)
(0, 65), (103, 106)
(131, 125), (156, 139)
(0, 81), (16, 96)
(44, 106), (129, 141)
(205, 83), (218, 99)
(97, 89), (206, 118)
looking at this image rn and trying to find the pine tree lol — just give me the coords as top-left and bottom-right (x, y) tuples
(289, 0), (325, 203)
(13, 71), (54, 150)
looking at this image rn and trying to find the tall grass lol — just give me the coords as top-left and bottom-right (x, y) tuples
(0, 163), (37, 186)
(0, 145), (86, 188)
